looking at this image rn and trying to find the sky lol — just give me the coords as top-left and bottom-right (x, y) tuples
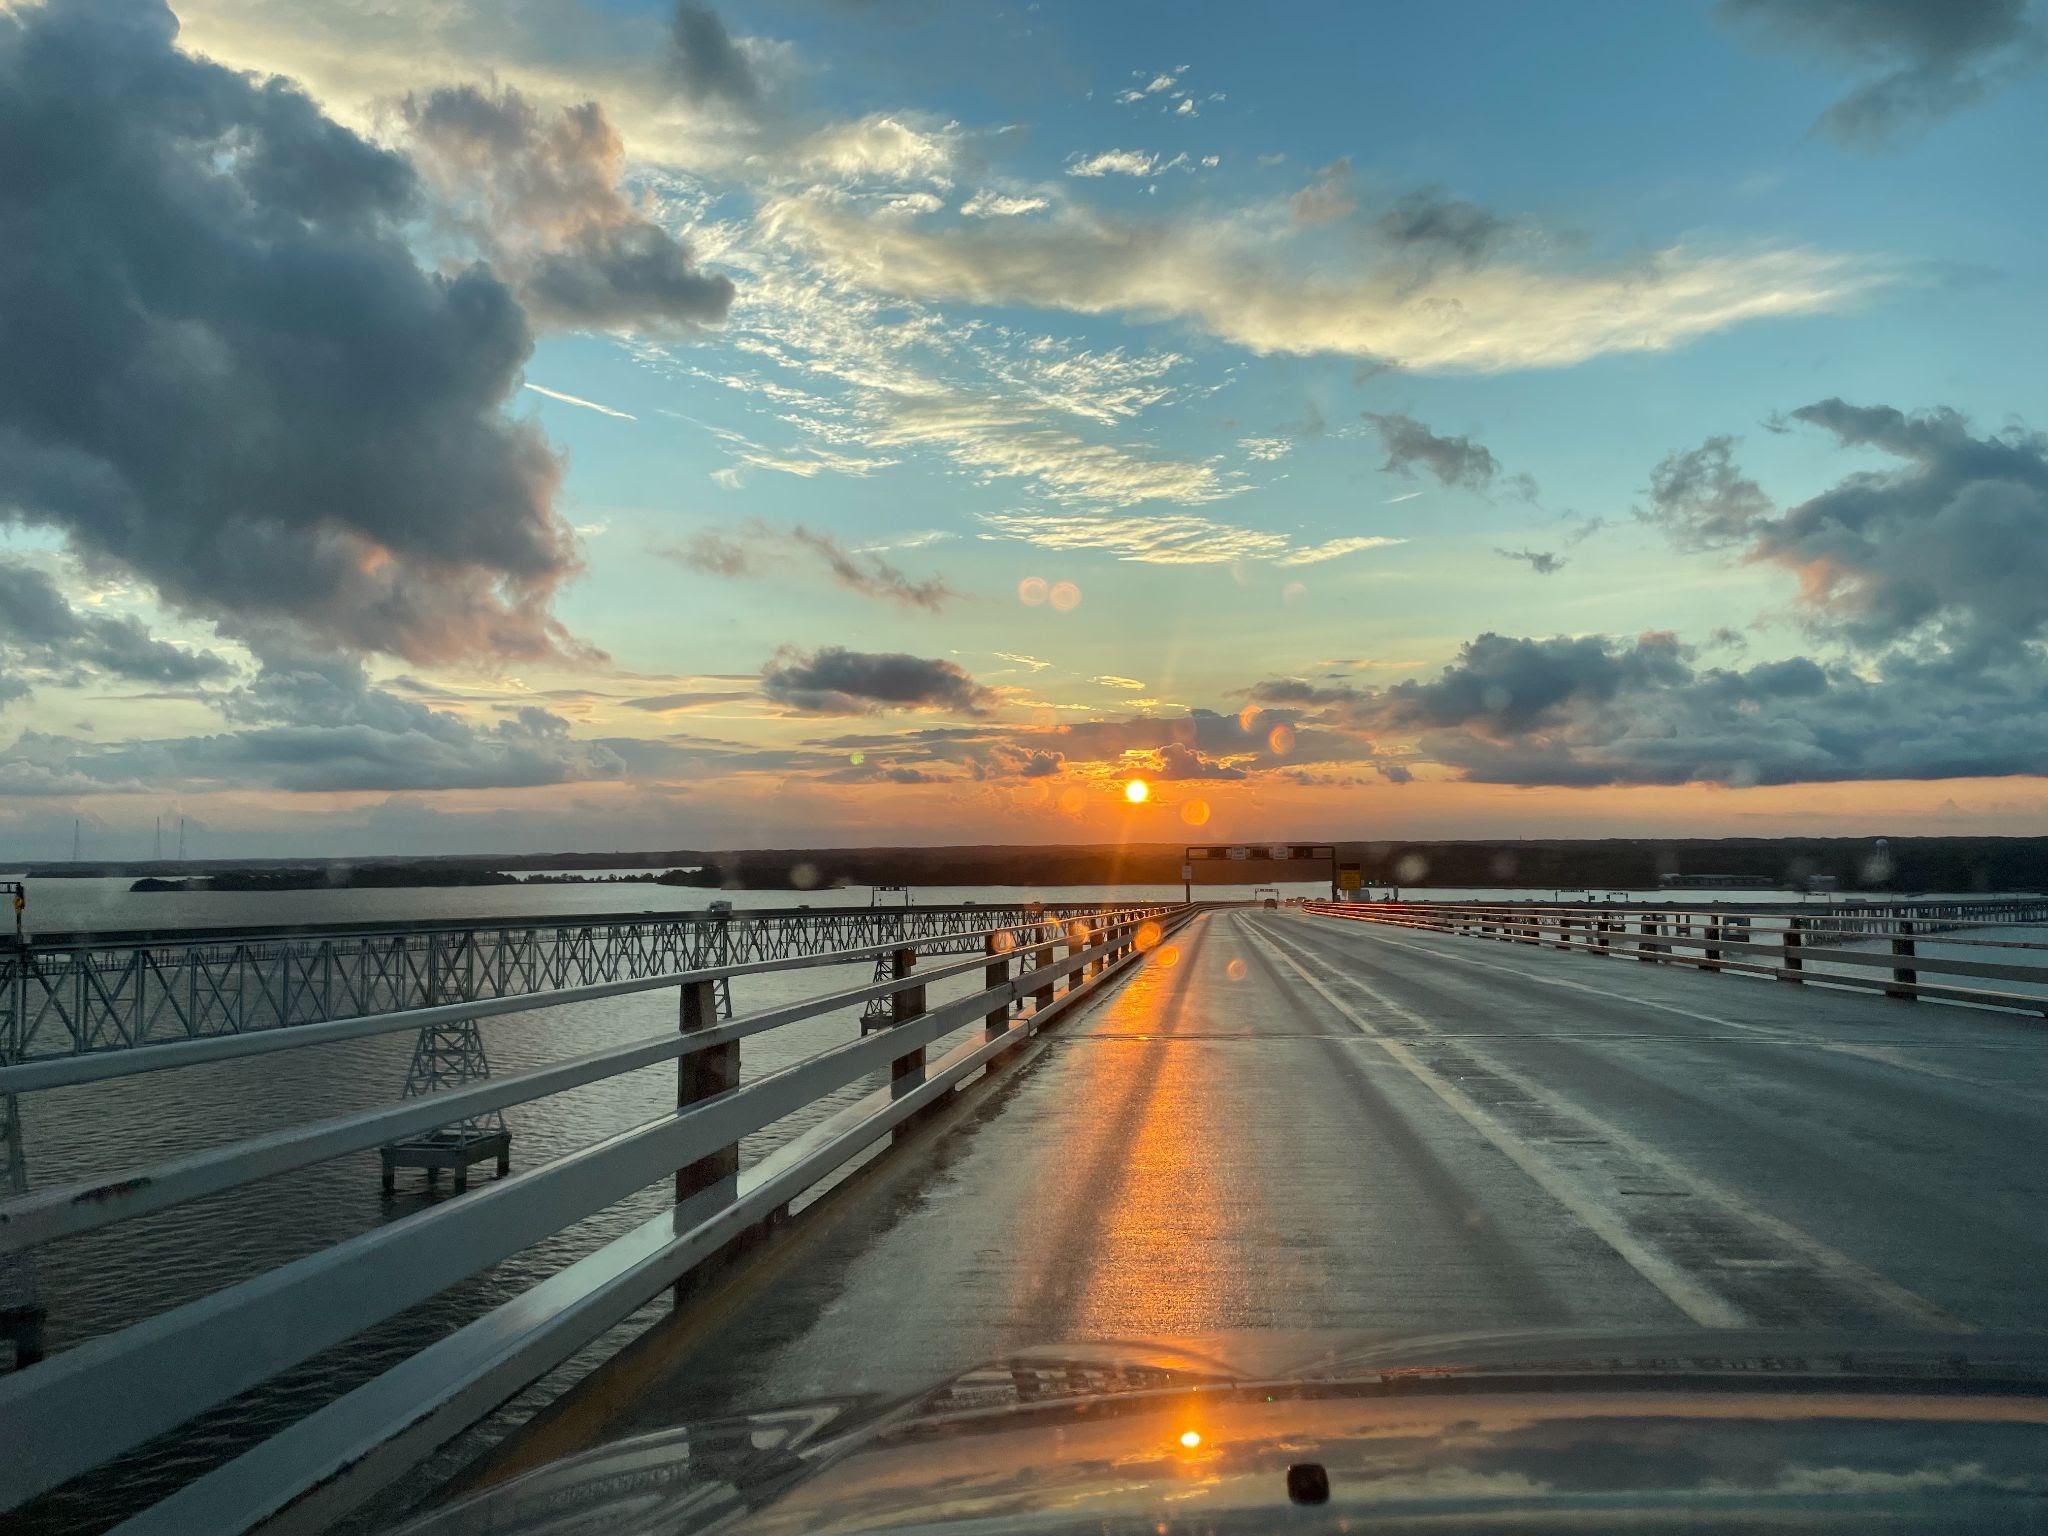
(1, 0), (2046, 860)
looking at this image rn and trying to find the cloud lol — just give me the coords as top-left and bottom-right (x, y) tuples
(760, 646), (992, 715)
(966, 743), (1066, 779)
(0, 646), (639, 794)
(1150, 742), (1246, 780)
(1373, 186), (1513, 261)
(1250, 628), (2048, 787)
(1718, 0), (2044, 148)
(961, 189), (1049, 218)
(620, 690), (757, 713)
(1637, 435), (1775, 548)
(660, 520), (961, 611)
(1365, 412), (1532, 496)
(1290, 158), (1356, 224)
(1752, 399), (2048, 658)
(670, 1), (762, 108)
(523, 383), (638, 420)
(1495, 547), (1567, 574)
(760, 188), (1876, 373)
(400, 82), (733, 333)
(975, 510), (1401, 566)
(0, 562), (233, 699)
(1066, 148), (1162, 178)
(865, 394), (1231, 507)
(0, 0), (582, 664)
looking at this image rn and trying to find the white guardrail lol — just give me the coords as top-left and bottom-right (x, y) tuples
(0, 902), (1194, 1534)
(1303, 900), (2048, 1016)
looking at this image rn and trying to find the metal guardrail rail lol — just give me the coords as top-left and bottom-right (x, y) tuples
(1302, 900), (2048, 1016)
(0, 902), (1194, 1533)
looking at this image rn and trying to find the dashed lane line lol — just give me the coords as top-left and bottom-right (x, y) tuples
(1242, 917), (1971, 1337)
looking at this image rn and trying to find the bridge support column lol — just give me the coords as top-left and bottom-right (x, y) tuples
(1888, 919), (1917, 1000)
(1780, 917), (1805, 983)
(380, 1018), (510, 1195)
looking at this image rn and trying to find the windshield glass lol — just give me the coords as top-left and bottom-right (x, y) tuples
(2, 3), (2045, 1535)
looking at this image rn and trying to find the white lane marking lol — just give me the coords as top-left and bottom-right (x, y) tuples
(1237, 920), (1744, 1328)
(1247, 918), (1972, 1336)
(1296, 915), (2039, 1096)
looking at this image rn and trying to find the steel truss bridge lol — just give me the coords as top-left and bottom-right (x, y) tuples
(0, 902), (1129, 1066)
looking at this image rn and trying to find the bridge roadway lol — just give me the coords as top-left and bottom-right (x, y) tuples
(459, 905), (2048, 1489)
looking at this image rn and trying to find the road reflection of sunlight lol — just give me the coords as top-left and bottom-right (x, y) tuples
(1071, 928), (1246, 1337)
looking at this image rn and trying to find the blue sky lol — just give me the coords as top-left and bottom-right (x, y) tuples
(1, 0), (2045, 857)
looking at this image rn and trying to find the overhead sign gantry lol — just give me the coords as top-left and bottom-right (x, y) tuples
(1183, 844), (1344, 902)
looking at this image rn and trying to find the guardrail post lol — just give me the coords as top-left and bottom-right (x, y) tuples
(1780, 917), (1804, 983)
(985, 933), (1012, 1045)
(1888, 919), (1917, 1000)
(1555, 915), (1572, 952)
(889, 947), (928, 1137)
(673, 975), (737, 1305)
(1637, 913), (1657, 962)
(1032, 926), (1055, 1015)
(1703, 917), (1722, 971)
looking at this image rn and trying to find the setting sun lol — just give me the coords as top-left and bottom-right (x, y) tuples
(1124, 778), (1149, 804)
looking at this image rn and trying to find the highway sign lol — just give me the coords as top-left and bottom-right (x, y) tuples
(1337, 863), (1363, 891)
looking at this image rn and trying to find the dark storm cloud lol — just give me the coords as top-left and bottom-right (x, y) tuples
(1636, 435), (1776, 550)
(1363, 413), (1533, 498)
(0, 0), (580, 663)
(1718, 0), (2043, 148)
(760, 647), (993, 715)
(1495, 547), (1566, 574)
(672, 2), (763, 107)
(0, 562), (231, 693)
(402, 83), (733, 333)
(662, 521), (960, 611)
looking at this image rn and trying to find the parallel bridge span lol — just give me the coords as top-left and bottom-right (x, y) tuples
(0, 902), (1141, 1066)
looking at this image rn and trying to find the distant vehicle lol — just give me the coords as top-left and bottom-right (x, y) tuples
(1254, 884), (1281, 910)
(706, 899), (733, 916)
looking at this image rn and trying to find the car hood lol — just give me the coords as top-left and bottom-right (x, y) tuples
(395, 1329), (2048, 1535)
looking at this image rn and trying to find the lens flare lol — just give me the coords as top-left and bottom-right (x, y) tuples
(1267, 723), (1296, 755)
(1048, 580), (1082, 611)
(1226, 958), (1248, 981)
(1179, 798), (1210, 826)
(1237, 703), (1262, 733)
(1134, 920), (1164, 952)
(1057, 785), (1088, 815)
(1017, 576), (1049, 606)
(991, 929), (1017, 954)
(1124, 778), (1149, 804)
(1157, 944), (1181, 968)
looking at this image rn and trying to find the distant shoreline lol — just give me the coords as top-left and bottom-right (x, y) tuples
(18, 835), (2031, 895)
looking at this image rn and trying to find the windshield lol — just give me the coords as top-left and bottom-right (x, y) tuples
(2, 3), (2046, 1535)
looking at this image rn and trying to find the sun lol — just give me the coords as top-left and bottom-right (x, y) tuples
(1124, 778), (1150, 804)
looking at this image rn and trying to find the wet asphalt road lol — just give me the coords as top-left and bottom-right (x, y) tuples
(492, 907), (2048, 1463)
